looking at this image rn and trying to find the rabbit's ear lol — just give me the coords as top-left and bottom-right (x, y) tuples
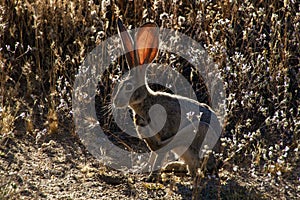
(117, 18), (136, 68)
(135, 22), (159, 66)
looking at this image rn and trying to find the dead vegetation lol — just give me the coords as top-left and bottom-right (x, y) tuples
(0, 0), (299, 199)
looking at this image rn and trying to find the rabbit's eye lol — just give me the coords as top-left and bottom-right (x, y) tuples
(125, 82), (134, 91)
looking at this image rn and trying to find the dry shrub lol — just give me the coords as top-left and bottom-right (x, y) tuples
(0, 0), (299, 198)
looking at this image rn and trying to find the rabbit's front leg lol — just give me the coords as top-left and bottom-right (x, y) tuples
(144, 151), (166, 182)
(135, 116), (166, 182)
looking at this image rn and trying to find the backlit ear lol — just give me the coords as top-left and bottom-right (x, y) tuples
(135, 22), (159, 66)
(117, 18), (136, 68)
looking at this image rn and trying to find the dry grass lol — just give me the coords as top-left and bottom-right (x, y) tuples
(0, 0), (299, 199)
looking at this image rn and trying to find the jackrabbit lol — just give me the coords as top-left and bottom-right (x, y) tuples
(113, 18), (222, 181)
